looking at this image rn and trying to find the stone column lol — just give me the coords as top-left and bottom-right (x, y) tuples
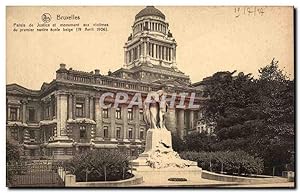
(189, 110), (194, 130)
(139, 45), (142, 58)
(165, 107), (177, 134)
(56, 92), (68, 138)
(143, 40), (147, 58)
(127, 51), (130, 64)
(173, 46), (177, 62)
(134, 106), (140, 142)
(149, 43), (151, 57)
(22, 100), (27, 123)
(165, 46), (168, 60)
(165, 47), (168, 61)
(72, 95), (76, 119)
(136, 45), (141, 59)
(7, 106), (10, 120)
(153, 44), (156, 59)
(94, 97), (103, 141)
(68, 94), (73, 120)
(177, 108), (185, 139)
(85, 97), (89, 118)
(110, 107), (116, 141)
(172, 45), (177, 63)
(122, 106), (128, 141)
(89, 96), (94, 120)
(17, 108), (20, 121)
(50, 99), (54, 118)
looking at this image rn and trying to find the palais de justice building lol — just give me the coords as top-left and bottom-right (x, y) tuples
(6, 6), (211, 159)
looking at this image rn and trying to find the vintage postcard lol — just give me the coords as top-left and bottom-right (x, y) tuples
(6, 6), (294, 188)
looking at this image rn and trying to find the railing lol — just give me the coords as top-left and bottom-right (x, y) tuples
(58, 69), (209, 100)
(7, 161), (65, 187)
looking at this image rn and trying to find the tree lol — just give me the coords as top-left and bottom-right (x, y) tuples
(172, 133), (186, 152)
(203, 70), (261, 152)
(183, 132), (216, 152)
(256, 58), (294, 175)
(259, 58), (289, 82)
(6, 142), (23, 186)
(201, 58), (294, 175)
(6, 142), (22, 164)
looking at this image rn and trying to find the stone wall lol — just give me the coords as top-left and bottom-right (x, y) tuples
(64, 174), (143, 187)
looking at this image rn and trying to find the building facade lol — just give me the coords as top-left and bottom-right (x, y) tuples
(6, 6), (209, 160)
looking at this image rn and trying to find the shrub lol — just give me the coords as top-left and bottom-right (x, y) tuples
(65, 149), (132, 182)
(180, 150), (263, 175)
(6, 142), (24, 186)
(6, 142), (22, 164)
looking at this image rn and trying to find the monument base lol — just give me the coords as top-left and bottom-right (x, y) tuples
(131, 128), (202, 182)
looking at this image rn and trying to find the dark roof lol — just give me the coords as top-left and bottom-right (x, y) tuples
(135, 6), (165, 20)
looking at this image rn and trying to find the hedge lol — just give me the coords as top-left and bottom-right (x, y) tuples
(180, 150), (263, 175)
(65, 149), (133, 182)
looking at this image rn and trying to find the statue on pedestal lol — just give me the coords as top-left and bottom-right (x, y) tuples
(143, 89), (168, 130)
(135, 89), (194, 169)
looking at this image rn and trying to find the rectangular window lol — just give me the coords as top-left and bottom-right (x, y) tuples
(128, 128), (133, 139)
(128, 108), (133, 120)
(139, 109), (144, 121)
(103, 126), (108, 138)
(79, 126), (87, 138)
(116, 107), (121, 119)
(102, 108), (109, 118)
(29, 130), (35, 139)
(116, 127), (121, 139)
(28, 108), (35, 122)
(140, 129), (144, 140)
(76, 103), (84, 117)
(45, 105), (51, 118)
(11, 128), (18, 140)
(30, 150), (35, 157)
(10, 107), (18, 121)
(52, 101), (56, 117)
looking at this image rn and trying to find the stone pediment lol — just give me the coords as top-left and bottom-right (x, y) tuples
(6, 83), (39, 96)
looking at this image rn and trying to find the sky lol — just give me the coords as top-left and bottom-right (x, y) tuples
(6, 6), (294, 90)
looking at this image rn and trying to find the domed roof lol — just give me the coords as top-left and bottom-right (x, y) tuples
(135, 6), (165, 20)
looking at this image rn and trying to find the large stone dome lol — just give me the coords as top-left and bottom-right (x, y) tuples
(135, 6), (165, 20)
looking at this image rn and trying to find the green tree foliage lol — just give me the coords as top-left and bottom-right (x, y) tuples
(201, 58), (294, 175)
(65, 149), (132, 182)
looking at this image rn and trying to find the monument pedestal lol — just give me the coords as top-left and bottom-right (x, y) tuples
(131, 128), (202, 182)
